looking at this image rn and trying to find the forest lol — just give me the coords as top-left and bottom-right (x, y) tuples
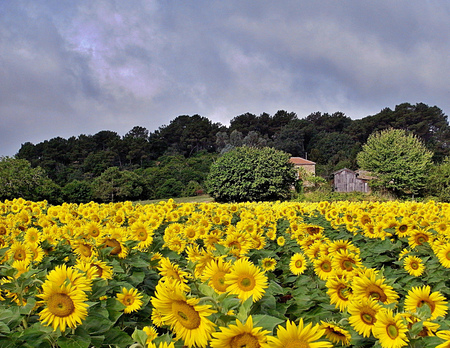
(8, 102), (450, 203)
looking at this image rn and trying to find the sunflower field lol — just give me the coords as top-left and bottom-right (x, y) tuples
(1, 197), (450, 348)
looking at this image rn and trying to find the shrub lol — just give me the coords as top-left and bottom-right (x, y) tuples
(206, 146), (297, 202)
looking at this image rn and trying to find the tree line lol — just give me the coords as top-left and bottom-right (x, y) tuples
(4, 102), (449, 203)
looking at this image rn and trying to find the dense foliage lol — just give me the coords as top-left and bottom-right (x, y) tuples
(357, 129), (433, 197)
(206, 147), (297, 202)
(11, 102), (450, 202)
(1, 198), (450, 348)
(426, 157), (450, 202)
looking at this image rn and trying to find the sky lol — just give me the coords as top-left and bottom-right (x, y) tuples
(1, 1), (449, 157)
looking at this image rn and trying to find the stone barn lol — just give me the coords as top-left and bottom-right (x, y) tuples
(333, 168), (370, 193)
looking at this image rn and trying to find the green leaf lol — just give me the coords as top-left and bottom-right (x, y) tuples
(83, 312), (113, 335)
(132, 328), (148, 346)
(129, 271), (145, 285)
(251, 314), (284, 332)
(409, 321), (424, 336)
(236, 296), (253, 322)
(57, 335), (91, 348)
(103, 327), (134, 348)
(0, 322), (10, 334)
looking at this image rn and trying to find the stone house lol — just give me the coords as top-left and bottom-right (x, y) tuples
(289, 157), (316, 180)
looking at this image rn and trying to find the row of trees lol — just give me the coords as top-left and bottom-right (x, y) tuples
(0, 153), (215, 204)
(4, 102), (450, 203)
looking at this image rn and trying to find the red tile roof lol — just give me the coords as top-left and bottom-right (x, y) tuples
(289, 157), (316, 165)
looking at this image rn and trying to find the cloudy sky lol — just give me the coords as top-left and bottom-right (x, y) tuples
(1, 1), (449, 157)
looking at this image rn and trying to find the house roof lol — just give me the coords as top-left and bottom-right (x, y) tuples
(332, 168), (354, 175)
(289, 157), (316, 165)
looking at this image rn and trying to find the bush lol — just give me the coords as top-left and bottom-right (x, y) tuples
(206, 146), (297, 202)
(62, 180), (93, 203)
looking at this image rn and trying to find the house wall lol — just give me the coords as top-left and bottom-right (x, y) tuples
(334, 170), (369, 193)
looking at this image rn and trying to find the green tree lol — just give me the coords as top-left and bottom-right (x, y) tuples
(0, 157), (60, 202)
(206, 147), (297, 202)
(426, 157), (450, 202)
(92, 167), (143, 202)
(356, 128), (433, 197)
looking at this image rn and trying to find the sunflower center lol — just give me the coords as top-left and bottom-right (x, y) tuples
(123, 295), (134, 306)
(295, 260), (303, 268)
(89, 228), (100, 237)
(47, 293), (75, 317)
(342, 259), (355, 271)
(284, 339), (310, 348)
(137, 229), (148, 241)
(186, 229), (196, 239)
(239, 276), (255, 290)
(80, 244), (92, 257)
(398, 225), (408, 233)
(14, 250), (26, 261)
(172, 301), (201, 330)
(337, 286), (349, 301)
(361, 312), (376, 325)
(415, 235), (428, 245)
(321, 261), (331, 272)
(92, 264), (103, 277)
(230, 333), (261, 348)
(446, 251), (450, 261)
(386, 324), (399, 339)
(212, 271), (228, 292)
(104, 239), (121, 255)
(367, 284), (387, 303)
(410, 262), (419, 270)
(418, 299), (436, 313)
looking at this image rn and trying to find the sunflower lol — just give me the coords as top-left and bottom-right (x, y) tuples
(372, 308), (409, 348)
(408, 229), (432, 249)
(436, 243), (450, 268)
(261, 258), (277, 272)
(404, 285), (448, 320)
(45, 264), (92, 293)
(403, 255), (425, 277)
(320, 321), (351, 346)
(348, 297), (383, 337)
(331, 249), (362, 274)
(12, 260), (30, 278)
(277, 236), (286, 246)
(225, 258), (268, 302)
(314, 254), (333, 280)
(73, 241), (97, 261)
(270, 319), (332, 348)
(326, 275), (353, 312)
(29, 244), (45, 264)
(116, 287), (144, 314)
(151, 280), (216, 348)
(289, 253), (307, 275)
(351, 272), (398, 305)
(143, 325), (158, 344)
(24, 227), (41, 245)
(8, 241), (33, 263)
(130, 221), (154, 250)
(211, 316), (271, 348)
(436, 330), (450, 348)
(38, 281), (88, 332)
(201, 258), (232, 294)
(158, 257), (191, 290)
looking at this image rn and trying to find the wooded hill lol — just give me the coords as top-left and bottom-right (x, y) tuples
(14, 102), (450, 202)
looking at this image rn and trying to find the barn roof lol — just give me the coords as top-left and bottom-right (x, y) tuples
(289, 157), (316, 165)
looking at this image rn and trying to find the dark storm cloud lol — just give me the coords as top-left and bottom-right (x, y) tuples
(1, 0), (449, 157)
